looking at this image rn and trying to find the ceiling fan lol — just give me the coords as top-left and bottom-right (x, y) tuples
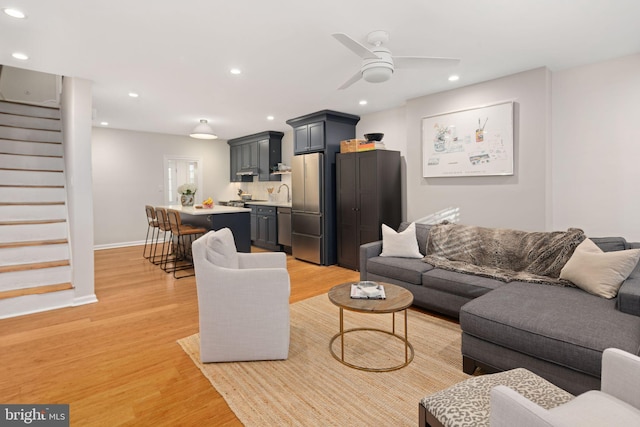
(332, 30), (460, 90)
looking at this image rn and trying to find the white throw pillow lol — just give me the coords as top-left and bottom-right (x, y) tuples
(560, 238), (640, 298)
(380, 222), (423, 259)
(206, 228), (239, 268)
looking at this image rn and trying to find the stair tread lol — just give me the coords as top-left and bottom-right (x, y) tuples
(0, 167), (64, 172)
(0, 138), (62, 145)
(0, 259), (70, 273)
(0, 219), (66, 226)
(0, 282), (73, 300)
(0, 202), (65, 206)
(0, 184), (64, 188)
(0, 124), (61, 132)
(0, 100), (60, 113)
(0, 151), (63, 158)
(0, 239), (68, 248)
(0, 124), (61, 131)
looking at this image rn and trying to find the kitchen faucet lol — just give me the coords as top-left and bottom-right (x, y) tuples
(277, 183), (290, 203)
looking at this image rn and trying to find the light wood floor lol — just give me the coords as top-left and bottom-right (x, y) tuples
(0, 245), (359, 426)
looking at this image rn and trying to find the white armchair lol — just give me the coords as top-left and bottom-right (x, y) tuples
(192, 228), (290, 363)
(490, 348), (640, 427)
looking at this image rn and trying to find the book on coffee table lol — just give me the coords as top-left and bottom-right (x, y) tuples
(350, 281), (386, 299)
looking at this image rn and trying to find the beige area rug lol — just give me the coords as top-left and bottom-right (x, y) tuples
(178, 294), (470, 426)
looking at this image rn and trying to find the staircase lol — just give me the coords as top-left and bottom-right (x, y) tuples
(0, 100), (73, 303)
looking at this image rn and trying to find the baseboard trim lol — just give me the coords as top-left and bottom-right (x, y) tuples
(94, 240), (145, 251)
(73, 294), (98, 306)
(93, 239), (169, 251)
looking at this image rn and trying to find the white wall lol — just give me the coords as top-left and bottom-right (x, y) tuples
(359, 67), (552, 231)
(552, 53), (640, 240)
(92, 128), (236, 247)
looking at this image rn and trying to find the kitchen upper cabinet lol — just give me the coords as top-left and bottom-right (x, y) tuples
(287, 110), (360, 156)
(258, 137), (282, 182)
(241, 142), (257, 170)
(293, 121), (325, 154)
(229, 144), (247, 182)
(336, 150), (401, 271)
(228, 131), (283, 182)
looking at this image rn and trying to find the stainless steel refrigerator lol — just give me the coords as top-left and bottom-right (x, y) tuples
(291, 153), (324, 264)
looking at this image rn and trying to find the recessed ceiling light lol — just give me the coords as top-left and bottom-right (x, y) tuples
(100, 122), (109, 126)
(3, 8), (26, 19)
(448, 75), (460, 82)
(359, 100), (368, 106)
(230, 68), (242, 75)
(11, 52), (28, 60)
(267, 116), (274, 121)
(128, 92), (139, 98)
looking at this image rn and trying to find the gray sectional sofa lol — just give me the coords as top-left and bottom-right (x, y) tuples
(360, 222), (640, 394)
(360, 222), (506, 318)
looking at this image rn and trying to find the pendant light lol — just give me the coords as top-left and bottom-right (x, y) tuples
(189, 119), (218, 139)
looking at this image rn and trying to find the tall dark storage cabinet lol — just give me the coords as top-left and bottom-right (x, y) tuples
(336, 150), (401, 270)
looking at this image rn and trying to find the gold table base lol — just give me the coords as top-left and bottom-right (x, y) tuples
(329, 308), (414, 372)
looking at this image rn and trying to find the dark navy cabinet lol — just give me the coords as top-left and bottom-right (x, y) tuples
(228, 131), (283, 182)
(286, 110), (360, 265)
(336, 150), (401, 270)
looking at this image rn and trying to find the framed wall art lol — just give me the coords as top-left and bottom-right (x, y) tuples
(422, 101), (514, 178)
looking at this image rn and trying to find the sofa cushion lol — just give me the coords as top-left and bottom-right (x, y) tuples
(366, 256), (434, 285)
(422, 269), (505, 299)
(560, 238), (640, 299)
(380, 222), (422, 258)
(460, 282), (640, 378)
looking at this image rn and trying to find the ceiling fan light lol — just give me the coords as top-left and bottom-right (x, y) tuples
(190, 119), (218, 139)
(362, 66), (393, 83)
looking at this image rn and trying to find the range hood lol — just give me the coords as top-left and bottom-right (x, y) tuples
(236, 167), (258, 176)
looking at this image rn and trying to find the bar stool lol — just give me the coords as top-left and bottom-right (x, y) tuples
(152, 207), (174, 269)
(144, 205), (159, 261)
(166, 209), (207, 278)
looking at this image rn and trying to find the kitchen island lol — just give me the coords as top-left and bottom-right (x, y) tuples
(161, 205), (251, 252)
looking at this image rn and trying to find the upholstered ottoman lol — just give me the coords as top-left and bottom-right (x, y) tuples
(419, 368), (573, 427)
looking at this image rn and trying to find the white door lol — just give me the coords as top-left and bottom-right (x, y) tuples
(164, 156), (202, 204)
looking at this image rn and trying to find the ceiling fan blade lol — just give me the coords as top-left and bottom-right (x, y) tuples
(332, 33), (379, 60)
(393, 56), (460, 69)
(338, 70), (363, 90)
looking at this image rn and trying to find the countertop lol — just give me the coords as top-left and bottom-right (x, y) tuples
(243, 200), (292, 208)
(160, 204), (251, 215)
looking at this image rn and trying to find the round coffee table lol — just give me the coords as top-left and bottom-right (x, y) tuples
(327, 282), (414, 372)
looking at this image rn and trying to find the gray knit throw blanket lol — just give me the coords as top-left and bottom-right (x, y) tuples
(423, 223), (586, 285)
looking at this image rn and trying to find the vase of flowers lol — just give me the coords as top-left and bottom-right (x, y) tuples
(177, 183), (197, 207)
